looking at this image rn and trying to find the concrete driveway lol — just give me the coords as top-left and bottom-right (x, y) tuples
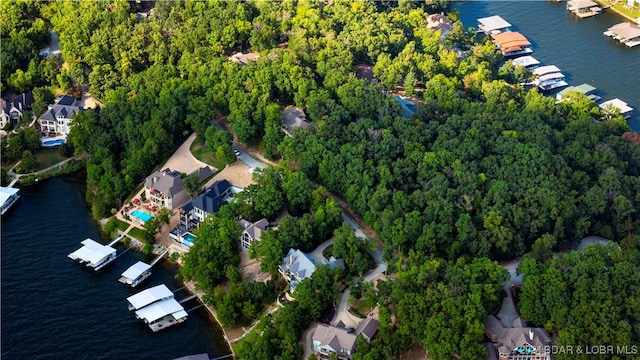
(233, 143), (266, 171)
(308, 239), (333, 264)
(162, 133), (212, 175)
(301, 321), (318, 360)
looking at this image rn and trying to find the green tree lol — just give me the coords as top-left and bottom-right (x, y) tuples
(183, 173), (202, 197)
(19, 150), (37, 173)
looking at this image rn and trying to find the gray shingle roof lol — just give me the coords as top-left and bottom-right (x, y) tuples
(282, 107), (313, 131)
(355, 317), (379, 341)
(313, 323), (357, 355)
(244, 218), (268, 241)
(191, 190), (227, 214)
(145, 169), (185, 196)
(280, 248), (316, 280)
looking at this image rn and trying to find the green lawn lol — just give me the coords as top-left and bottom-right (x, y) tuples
(112, 218), (130, 232)
(597, 0), (640, 20)
(128, 227), (146, 241)
(322, 244), (334, 259)
(33, 148), (68, 172)
(190, 136), (225, 169)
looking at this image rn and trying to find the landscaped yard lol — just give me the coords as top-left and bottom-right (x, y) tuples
(597, 0), (640, 20)
(112, 218), (130, 232)
(322, 244), (334, 259)
(128, 227), (146, 241)
(190, 136), (226, 169)
(33, 148), (68, 172)
(349, 298), (373, 319)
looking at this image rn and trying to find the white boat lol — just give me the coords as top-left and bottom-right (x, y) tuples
(0, 186), (20, 215)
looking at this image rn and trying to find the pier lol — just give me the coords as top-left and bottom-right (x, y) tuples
(67, 238), (117, 271)
(127, 284), (190, 332)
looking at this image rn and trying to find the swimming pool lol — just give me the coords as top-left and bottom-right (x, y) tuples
(131, 209), (153, 223)
(182, 233), (197, 247)
(42, 139), (66, 147)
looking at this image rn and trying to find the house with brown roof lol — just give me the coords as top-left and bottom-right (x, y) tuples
(281, 106), (314, 137)
(427, 13), (453, 38)
(354, 317), (379, 343)
(240, 218), (269, 251)
(485, 314), (551, 360)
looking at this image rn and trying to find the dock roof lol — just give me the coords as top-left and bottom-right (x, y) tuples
(607, 22), (640, 41)
(533, 65), (562, 76)
(491, 32), (531, 51)
(68, 239), (116, 267)
(567, 0), (598, 9)
(135, 297), (187, 323)
(600, 98), (633, 114)
(121, 261), (152, 281)
(478, 16), (512, 32)
(127, 284), (174, 310)
(0, 186), (19, 207)
(511, 56), (540, 68)
(557, 84), (596, 97)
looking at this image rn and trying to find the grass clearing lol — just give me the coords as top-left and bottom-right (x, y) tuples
(190, 136), (226, 169)
(323, 244), (334, 259)
(112, 218), (130, 232)
(128, 227), (146, 241)
(33, 148), (68, 171)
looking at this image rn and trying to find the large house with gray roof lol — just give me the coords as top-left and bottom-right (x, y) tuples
(1, 92), (34, 129)
(39, 95), (82, 137)
(180, 179), (231, 229)
(279, 248), (317, 292)
(239, 218), (269, 251)
(145, 168), (188, 210)
(281, 106), (314, 137)
(485, 314), (551, 360)
(312, 317), (380, 359)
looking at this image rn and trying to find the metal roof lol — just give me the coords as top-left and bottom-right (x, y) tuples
(127, 284), (174, 310)
(135, 297), (186, 323)
(68, 239), (116, 267)
(511, 56), (540, 68)
(121, 261), (152, 281)
(0, 187), (19, 208)
(533, 65), (562, 76)
(478, 16), (512, 32)
(600, 98), (633, 114)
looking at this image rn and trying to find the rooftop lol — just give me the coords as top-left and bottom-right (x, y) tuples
(599, 98), (633, 114)
(228, 52), (259, 66)
(120, 261), (152, 281)
(567, 0), (599, 9)
(67, 239), (116, 267)
(533, 65), (562, 77)
(244, 218), (269, 240)
(0, 186), (20, 207)
(478, 15), (512, 32)
(127, 284), (174, 310)
(491, 32), (531, 52)
(282, 106), (313, 133)
(313, 323), (357, 355)
(511, 56), (540, 68)
(135, 297), (187, 323)
(145, 169), (184, 196)
(606, 22), (640, 41)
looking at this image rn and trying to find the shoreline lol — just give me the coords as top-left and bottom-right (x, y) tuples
(595, 0), (640, 24)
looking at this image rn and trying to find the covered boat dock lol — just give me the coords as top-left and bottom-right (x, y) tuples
(68, 239), (117, 271)
(511, 55), (540, 68)
(556, 84), (600, 102)
(134, 297), (188, 332)
(567, 0), (602, 18)
(477, 15), (512, 35)
(604, 22), (640, 47)
(599, 98), (633, 119)
(119, 261), (152, 287)
(127, 284), (174, 311)
(491, 32), (533, 57)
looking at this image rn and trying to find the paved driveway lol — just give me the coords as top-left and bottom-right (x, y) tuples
(162, 133), (211, 175)
(234, 143), (266, 171)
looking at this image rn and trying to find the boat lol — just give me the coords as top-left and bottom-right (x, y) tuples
(0, 186), (20, 215)
(119, 261), (152, 287)
(67, 238), (117, 271)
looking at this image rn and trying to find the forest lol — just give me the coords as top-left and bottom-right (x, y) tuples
(3, 0), (639, 359)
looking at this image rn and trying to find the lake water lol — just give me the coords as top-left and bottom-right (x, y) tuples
(1, 175), (228, 360)
(457, 1), (640, 131)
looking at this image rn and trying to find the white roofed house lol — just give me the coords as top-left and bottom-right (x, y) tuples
(39, 95), (82, 137)
(239, 218), (269, 251)
(145, 168), (188, 210)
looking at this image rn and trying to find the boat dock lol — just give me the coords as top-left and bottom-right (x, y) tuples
(491, 32), (533, 57)
(477, 15), (512, 35)
(599, 98), (634, 119)
(567, 0), (602, 18)
(0, 186), (20, 215)
(556, 83), (600, 102)
(67, 238), (117, 271)
(127, 283), (191, 331)
(119, 248), (169, 287)
(604, 22), (640, 47)
(127, 284), (174, 310)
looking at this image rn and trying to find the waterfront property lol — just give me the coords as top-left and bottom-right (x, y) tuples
(1, 91), (33, 129)
(604, 22), (640, 47)
(39, 95), (82, 137)
(179, 179), (231, 229)
(491, 32), (533, 58)
(130, 209), (154, 224)
(127, 284), (174, 310)
(477, 15), (512, 35)
(427, 13), (453, 38)
(0, 186), (20, 215)
(599, 98), (634, 119)
(145, 168), (188, 210)
(67, 238), (117, 271)
(279, 248), (317, 293)
(127, 284), (188, 332)
(239, 218), (269, 251)
(566, 0), (602, 18)
(556, 83), (600, 102)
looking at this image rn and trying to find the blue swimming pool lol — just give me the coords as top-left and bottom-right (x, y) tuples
(42, 139), (66, 146)
(131, 209), (153, 223)
(182, 233), (197, 247)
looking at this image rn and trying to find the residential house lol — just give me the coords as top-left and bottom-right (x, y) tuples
(39, 95), (82, 137)
(179, 179), (231, 229)
(144, 168), (188, 210)
(228, 52), (259, 66)
(485, 314), (551, 360)
(312, 318), (380, 359)
(279, 248), (317, 292)
(239, 218), (269, 251)
(427, 13), (453, 38)
(193, 166), (214, 182)
(313, 323), (357, 360)
(281, 106), (314, 137)
(1, 92), (34, 129)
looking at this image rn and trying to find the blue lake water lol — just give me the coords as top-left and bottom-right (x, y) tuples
(457, 1), (640, 131)
(1, 175), (228, 360)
